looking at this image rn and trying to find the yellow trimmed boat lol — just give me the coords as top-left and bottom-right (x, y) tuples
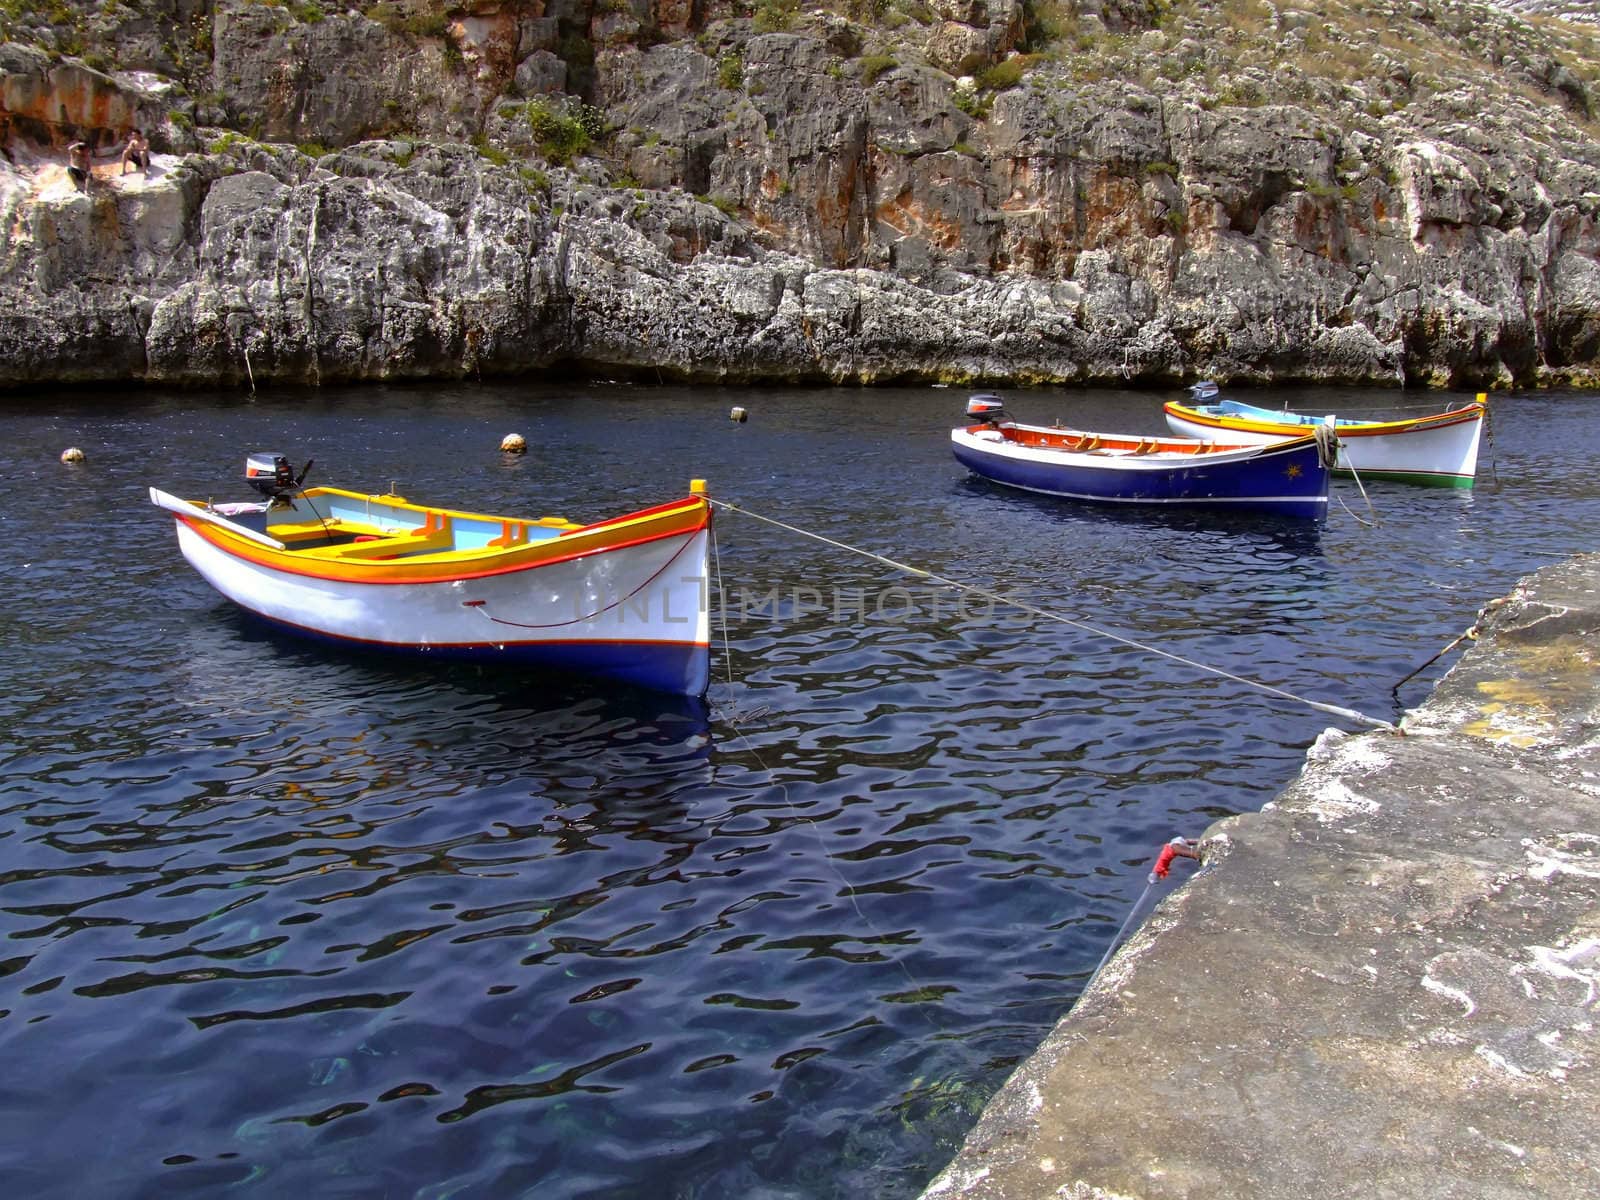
(1163, 384), (1486, 488)
(953, 395), (1333, 518)
(151, 456), (712, 695)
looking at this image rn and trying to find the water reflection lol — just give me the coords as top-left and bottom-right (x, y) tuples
(953, 473), (1330, 554)
(3, 384), (1599, 1200)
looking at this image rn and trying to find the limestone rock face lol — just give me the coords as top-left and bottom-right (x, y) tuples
(0, 0), (1599, 388)
(925, 0), (1024, 75)
(0, 44), (167, 154)
(209, 4), (504, 146)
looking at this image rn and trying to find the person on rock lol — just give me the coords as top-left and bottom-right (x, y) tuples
(67, 139), (92, 191)
(121, 128), (149, 175)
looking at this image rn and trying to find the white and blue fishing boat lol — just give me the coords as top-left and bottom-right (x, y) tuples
(952, 396), (1333, 519)
(1163, 382), (1485, 488)
(151, 455), (713, 696)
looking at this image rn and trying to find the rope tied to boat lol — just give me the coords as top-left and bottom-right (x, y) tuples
(708, 497), (1399, 733)
(1313, 421), (1339, 469)
(461, 530), (702, 630)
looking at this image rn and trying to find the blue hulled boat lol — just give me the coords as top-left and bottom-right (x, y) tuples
(952, 395), (1334, 519)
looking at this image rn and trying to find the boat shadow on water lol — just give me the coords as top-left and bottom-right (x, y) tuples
(953, 476), (1327, 555)
(189, 603), (714, 744)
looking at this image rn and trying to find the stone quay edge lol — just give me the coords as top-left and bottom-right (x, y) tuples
(919, 553), (1600, 1200)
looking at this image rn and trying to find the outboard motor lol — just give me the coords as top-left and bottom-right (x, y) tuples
(246, 452), (313, 507)
(1188, 380), (1220, 403)
(966, 394), (1008, 426)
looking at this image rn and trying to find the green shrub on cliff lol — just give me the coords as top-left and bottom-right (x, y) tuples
(525, 100), (590, 166)
(753, 0), (799, 33)
(859, 55), (896, 85)
(1021, 0), (1071, 50)
(473, 137), (510, 167)
(209, 131), (249, 155)
(365, 3), (449, 38)
(953, 89), (990, 119)
(976, 57), (1030, 92)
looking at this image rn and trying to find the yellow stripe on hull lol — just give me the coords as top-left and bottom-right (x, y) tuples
(181, 490), (712, 586)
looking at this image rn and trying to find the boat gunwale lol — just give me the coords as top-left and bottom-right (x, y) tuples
(956, 422), (1322, 464)
(172, 492), (712, 586)
(1162, 399), (1486, 439)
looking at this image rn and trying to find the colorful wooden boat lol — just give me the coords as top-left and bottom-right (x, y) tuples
(952, 396), (1333, 519)
(1163, 383), (1486, 488)
(151, 457), (712, 696)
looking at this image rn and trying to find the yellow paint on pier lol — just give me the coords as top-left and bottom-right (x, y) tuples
(1463, 637), (1599, 747)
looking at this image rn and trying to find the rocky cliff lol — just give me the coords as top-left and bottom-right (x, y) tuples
(2, 0), (1599, 389)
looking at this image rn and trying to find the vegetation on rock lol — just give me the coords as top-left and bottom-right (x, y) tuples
(0, 1), (1598, 388)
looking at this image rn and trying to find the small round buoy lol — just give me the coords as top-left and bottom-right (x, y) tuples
(730, 407), (748, 423)
(500, 433), (527, 454)
(60, 447), (85, 463)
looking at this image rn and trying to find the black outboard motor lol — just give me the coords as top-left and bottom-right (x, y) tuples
(966, 394), (1008, 426)
(245, 452), (313, 507)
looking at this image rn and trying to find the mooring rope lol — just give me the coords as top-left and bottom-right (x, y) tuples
(710, 520), (738, 691)
(1085, 876), (1157, 993)
(1391, 596), (1507, 699)
(1333, 455), (1378, 527)
(708, 497), (1398, 732)
(706, 525), (944, 1022)
(1480, 402), (1501, 491)
(466, 532), (699, 630)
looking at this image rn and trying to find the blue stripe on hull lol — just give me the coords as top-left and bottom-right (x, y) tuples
(238, 608), (710, 696)
(953, 442), (1328, 519)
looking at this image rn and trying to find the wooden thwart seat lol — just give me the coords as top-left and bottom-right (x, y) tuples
(322, 512), (455, 559)
(268, 517), (355, 544)
(328, 528), (455, 559)
(487, 519), (530, 548)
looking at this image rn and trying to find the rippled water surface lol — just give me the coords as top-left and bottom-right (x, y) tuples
(2, 383), (1595, 1198)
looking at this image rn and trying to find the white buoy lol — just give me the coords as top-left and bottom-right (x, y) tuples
(60, 447), (85, 463)
(500, 433), (527, 454)
(730, 407), (748, 423)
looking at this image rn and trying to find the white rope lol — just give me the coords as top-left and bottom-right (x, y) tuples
(709, 497), (1398, 733)
(1334, 457), (1378, 527)
(710, 521), (737, 691)
(706, 643), (942, 1027)
(1085, 877), (1157, 994)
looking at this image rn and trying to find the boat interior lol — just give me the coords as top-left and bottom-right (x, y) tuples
(969, 423), (1262, 457)
(213, 488), (583, 560)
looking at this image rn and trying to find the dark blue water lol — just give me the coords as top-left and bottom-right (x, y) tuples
(1, 383), (1593, 1198)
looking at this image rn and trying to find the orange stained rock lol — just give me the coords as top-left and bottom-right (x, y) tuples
(653, 0), (696, 37)
(1079, 172), (1146, 241)
(453, 11), (521, 78)
(5, 66), (140, 138)
(874, 193), (962, 249)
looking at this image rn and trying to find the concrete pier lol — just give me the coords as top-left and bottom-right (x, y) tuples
(920, 555), (1600, 1200)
